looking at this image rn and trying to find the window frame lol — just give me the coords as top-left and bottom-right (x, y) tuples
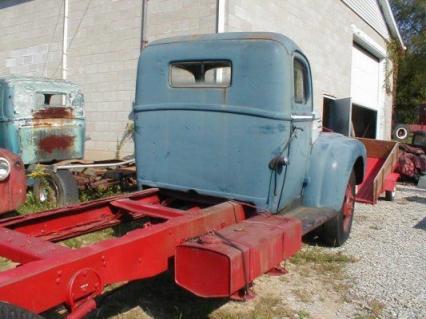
(168, 60), (232, 88)
(292, 53), (312, 112)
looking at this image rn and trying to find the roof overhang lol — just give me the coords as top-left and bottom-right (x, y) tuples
(378, 0), (406, 50)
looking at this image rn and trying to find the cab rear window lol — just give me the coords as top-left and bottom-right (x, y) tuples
(170, 61), (231, 87)
(36, 93), (67, 107)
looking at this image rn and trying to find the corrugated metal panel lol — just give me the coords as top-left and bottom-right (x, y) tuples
(342, 0), (390, 39)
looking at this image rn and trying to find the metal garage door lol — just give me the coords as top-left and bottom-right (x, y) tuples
(351, 44), (380, 110)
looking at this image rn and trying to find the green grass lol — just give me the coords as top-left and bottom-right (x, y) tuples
(290, 246), (356, 274)
(16, 185), (124, 216)
(17, 191), (56, 215)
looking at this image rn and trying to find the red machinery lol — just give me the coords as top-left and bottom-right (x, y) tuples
(0, 188), (313, 318)
(393, 104), (426, 141)
(355, 138), (400, 203)
(0, 148), (27, 215)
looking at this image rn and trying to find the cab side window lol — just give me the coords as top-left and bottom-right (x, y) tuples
(294, 58), (309, 105)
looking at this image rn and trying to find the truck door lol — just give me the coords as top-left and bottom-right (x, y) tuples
(276, 53), (313, 210)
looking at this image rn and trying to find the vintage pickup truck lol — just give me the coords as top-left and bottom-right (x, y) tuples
(0, 76), (84, 206)
(0, 148), (26, 215)
(0, 33), (366, 318)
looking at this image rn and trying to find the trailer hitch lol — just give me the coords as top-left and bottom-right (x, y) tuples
(66, 268), (103, 319)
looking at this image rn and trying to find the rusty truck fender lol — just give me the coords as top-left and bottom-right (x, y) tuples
(303, 132), (366, 211)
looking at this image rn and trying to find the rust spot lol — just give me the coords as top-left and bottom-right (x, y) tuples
(39, 135), (74, 153)
(33, 107), (74, 119)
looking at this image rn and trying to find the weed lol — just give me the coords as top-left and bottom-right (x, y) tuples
(297, 310), (311, 318)
(212, 296), (298, 319)
(17, 191), (55, 215)
(115, 122), (134, 160)
(292, 288), (313, 303)
(368, 299), (385, 317)
(291, 247), (356, 266)
(79, 185), (123, 202)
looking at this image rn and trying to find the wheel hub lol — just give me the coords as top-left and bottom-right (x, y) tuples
(342, 183), (355, 232)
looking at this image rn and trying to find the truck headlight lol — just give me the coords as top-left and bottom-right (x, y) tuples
(0, 157), (11, 181)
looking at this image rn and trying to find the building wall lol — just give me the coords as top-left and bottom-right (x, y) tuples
(0, 0), (64, 79)
(144, 0), (217, 42)
(226, 0), (394, 138)
(0, 0), (218, 160)
(0, 0), (395, 161)
(0, 0), (143, 159)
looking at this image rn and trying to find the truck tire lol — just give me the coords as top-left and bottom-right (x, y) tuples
(385, 190), (396, 201)
(33, 169), (79, 208)
(392, 124), (410, 141)
(0, 302), (43, 319)
(317, 171), (356, 247)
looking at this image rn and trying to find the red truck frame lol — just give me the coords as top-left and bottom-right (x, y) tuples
(0, 187), (327, 319)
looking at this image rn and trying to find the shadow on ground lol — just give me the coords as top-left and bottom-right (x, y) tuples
(414, 217), (426, 230)
(405, 195), (426, 205)
(86, 271), (227, 319)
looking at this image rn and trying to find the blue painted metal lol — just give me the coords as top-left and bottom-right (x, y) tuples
(303, 133), (366, 211)
(133, 32), (366, 213)
(0, 76), (85, 165)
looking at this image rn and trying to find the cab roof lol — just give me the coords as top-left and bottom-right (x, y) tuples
(149, 32), (301, 53)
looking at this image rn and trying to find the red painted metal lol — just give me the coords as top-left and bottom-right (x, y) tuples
(342, 182), (355, 233)
(356, 138), (399, 204)
(174, 214), (302, 298)
(384, 172), (399, 192)
(0, 188), (249, 318)
(0, 149), (27, 215)
(0, 187), (307, 318)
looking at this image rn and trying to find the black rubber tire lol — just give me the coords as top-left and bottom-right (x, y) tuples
(0, 302), (43, 319)
(317, 171), (356, 247)
(392, 124), (410, 141)
(385, 190), (396, 201)
(33, 169), (79, 208)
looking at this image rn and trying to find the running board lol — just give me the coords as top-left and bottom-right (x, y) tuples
(282, 206), (338, 235)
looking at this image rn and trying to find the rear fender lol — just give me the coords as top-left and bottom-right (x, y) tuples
(303, 133), (366, 211)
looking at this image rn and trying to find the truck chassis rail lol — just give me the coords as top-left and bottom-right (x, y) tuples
(0, 188), (309, 318)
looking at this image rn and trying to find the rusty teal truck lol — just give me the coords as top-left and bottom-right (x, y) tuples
(0, 76), (84, 206)
(134, 32), (367, 245)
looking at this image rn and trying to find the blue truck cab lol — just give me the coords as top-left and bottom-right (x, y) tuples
(0, 76), (85, 165)
(134, 32), (366, 245)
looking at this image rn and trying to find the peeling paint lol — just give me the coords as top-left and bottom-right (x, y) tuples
(0, 76), (85, 165)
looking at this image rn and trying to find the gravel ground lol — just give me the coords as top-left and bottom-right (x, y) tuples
(81, 184), (426, 319)
(337, 184), (426, 319)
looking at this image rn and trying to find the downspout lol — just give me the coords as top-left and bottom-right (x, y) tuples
(62, 0), (69, 80)
(216, 0), (226, 82)
(140, 0), (148, 50)
(216, 0), (226, 33)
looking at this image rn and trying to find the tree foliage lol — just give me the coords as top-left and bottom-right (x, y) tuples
(390, 0), (426, 123)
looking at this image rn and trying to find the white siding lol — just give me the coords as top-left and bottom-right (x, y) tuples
(342, 0), (390, 40)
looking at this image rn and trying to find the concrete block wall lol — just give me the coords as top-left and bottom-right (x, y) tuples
(0, 0), (142, 160)
(0, 0), (218, 160)
(0, 0), (63, 78)
(144, 0), (217, 41)
(225, 0), (394, 138)
(65, 0), (143, 160)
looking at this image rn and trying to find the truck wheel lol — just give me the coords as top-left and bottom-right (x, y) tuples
(33, 169), (79, 208)
(392, 124), (410, 141)
(317, 171), (356, 247)
(0, 302), (43, 319)
(385, 190), (396, 201)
